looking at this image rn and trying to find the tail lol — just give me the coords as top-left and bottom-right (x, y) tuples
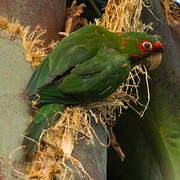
(23, 104), (64, 160)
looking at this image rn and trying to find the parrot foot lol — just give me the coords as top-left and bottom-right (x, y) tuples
(108, 126), (125, 162)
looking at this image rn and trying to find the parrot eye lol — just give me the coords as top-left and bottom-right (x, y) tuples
(142, 42), (152, 51)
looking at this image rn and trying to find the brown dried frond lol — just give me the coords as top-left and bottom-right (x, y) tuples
(20, 26), (59, 68)
(26, 108), (98, 180)
(65, 0), (87, 34)
(26, 127), (65, 179)
(0, 17), (22, 39)
(160, 0), (180, 24)
(119, 65), (150, 117)
(20, 25), (47, 68)
(0, 16), (8, 30)
(0, 16), (60, 68)
(93, 65), (150, 121)
(6, 20), (22, 39)
(96, 0), (153, 32)
(53, 106), (110, 147)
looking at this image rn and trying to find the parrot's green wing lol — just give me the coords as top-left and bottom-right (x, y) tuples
(27, 26), (112, 97)
(38, 47), (132, 104)
(27, 56), (51, 97)
(48, 25), (110, 76)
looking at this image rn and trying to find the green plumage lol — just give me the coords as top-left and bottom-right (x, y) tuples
(23, 25), (163, 159)
(23, 104), (64, 159)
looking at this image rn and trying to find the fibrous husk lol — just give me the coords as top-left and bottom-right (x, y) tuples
(95, 0), (153, 32)
(160, 0), (180, 40)
(65, 0), (87, 34)
(160, 0), (180, 24)
(0, 16), (59, 69)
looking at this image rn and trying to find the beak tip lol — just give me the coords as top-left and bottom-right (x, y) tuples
(149, 53), (162, 70)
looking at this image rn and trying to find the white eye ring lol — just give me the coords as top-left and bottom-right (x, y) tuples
(142, 42), (152, 51)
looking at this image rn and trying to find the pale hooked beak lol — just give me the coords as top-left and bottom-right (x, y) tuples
(141, 53), (163, 70)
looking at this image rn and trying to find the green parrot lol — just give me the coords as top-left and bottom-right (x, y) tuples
(23, 25), (163, 159)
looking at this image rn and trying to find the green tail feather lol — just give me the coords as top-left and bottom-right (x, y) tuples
(27, 56), (51, 97)
(23, 104), (64, 160)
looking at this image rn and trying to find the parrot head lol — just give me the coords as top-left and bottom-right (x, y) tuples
(117, 32), (163, 70)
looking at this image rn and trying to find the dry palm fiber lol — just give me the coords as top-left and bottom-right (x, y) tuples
(0, 0), (154, 179)
(160, 0), (180, 40)
(95, 0), (152, 32)
(0, 17), (59, 69)
(160, 0), (180, 23)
